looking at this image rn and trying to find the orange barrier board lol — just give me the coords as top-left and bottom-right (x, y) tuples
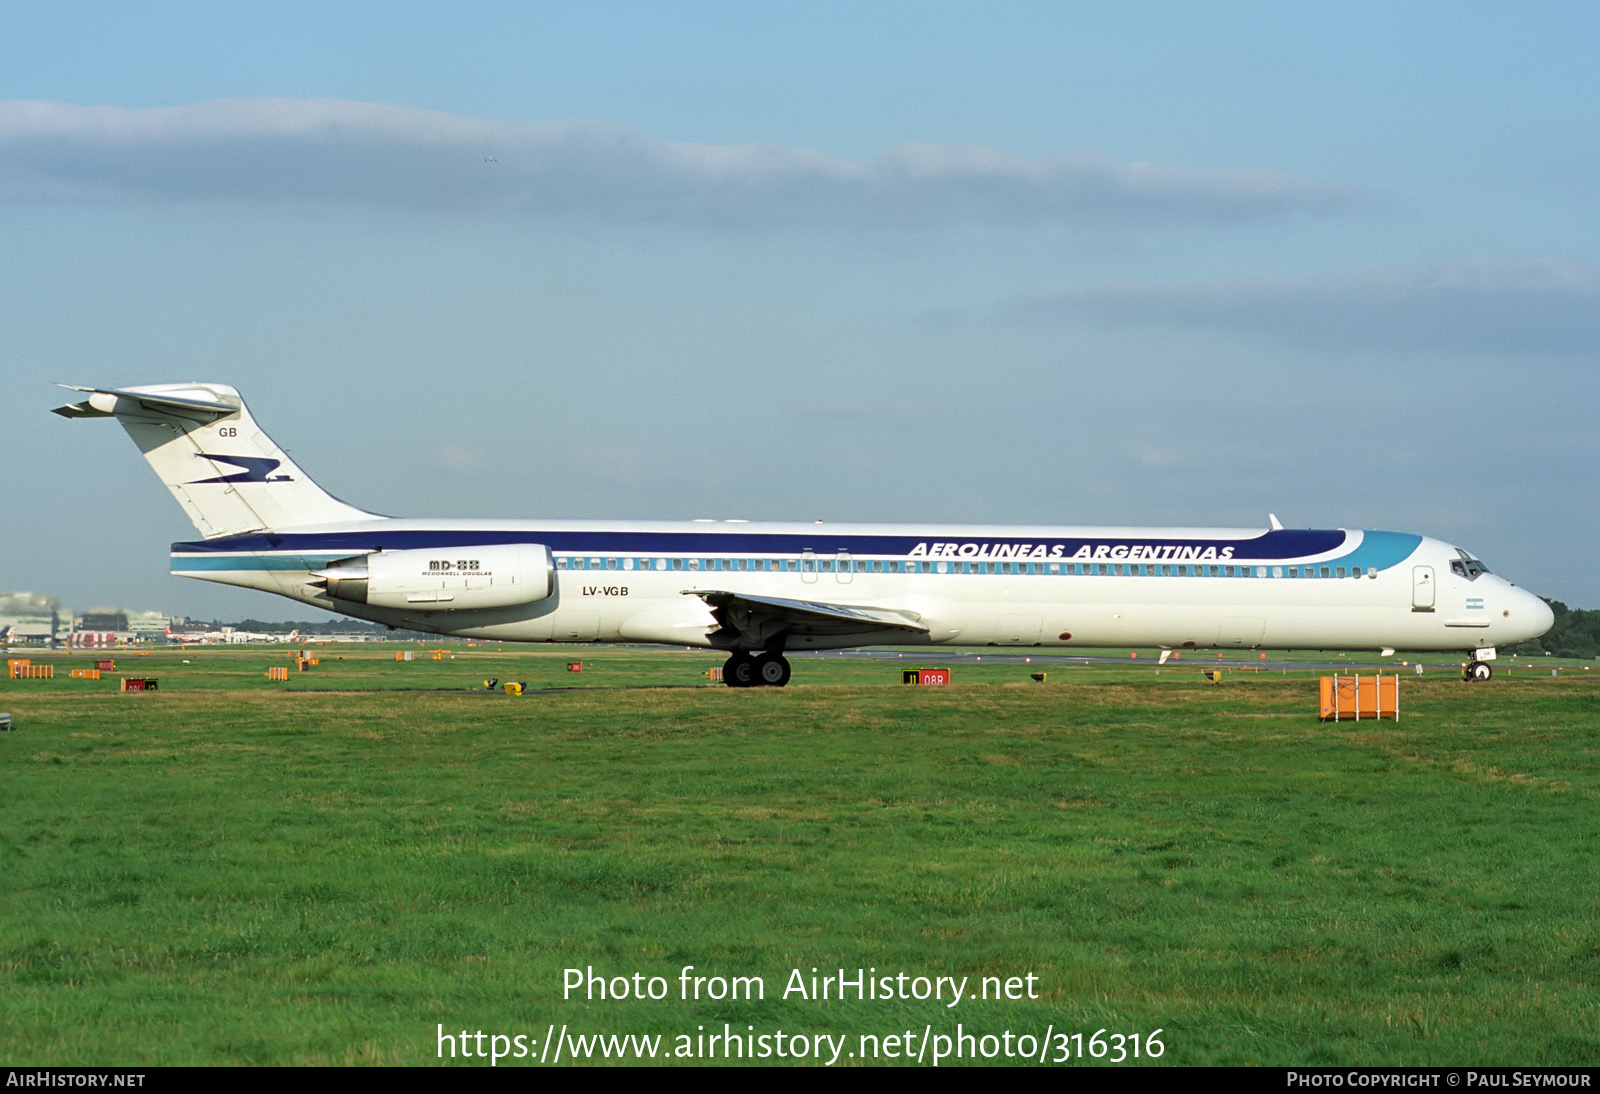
(1319, 675), (1399, 721)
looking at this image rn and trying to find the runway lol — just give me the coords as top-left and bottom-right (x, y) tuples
(790, 647), (1457, 674)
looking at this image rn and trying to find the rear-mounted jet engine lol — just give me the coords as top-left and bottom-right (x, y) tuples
(314, 543), (554, 611)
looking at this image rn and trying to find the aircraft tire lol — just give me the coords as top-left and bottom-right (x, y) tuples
(755, 654), (792, 688)
(725, 653), (757, 688)
(1466, 660), (1493, 682)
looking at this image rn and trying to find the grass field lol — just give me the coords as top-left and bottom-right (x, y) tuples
(3, 644), (1597, 1066)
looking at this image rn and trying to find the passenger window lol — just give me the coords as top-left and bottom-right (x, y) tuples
(1336, 567), (1346, 578)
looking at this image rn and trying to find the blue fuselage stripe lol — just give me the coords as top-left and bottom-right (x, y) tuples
(176, 528), (1355, 558)
(170, 529), (1424, 574)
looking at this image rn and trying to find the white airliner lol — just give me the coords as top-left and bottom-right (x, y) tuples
(56, 383), (1553, 686)
(162, 624), (300, 645)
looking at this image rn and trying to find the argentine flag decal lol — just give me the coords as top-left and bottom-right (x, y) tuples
(1466, 598), (1485, 610)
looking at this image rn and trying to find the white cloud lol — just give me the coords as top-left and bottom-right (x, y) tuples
(0, 98), (1375, 228)
(430, 445), (487, 474)
(1024, 259), (1600, 355)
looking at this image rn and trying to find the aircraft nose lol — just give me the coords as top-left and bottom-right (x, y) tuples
(1510, 589), (1555, 644)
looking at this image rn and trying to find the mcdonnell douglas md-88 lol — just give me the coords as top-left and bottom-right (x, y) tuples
(55, 383), (1553, 685)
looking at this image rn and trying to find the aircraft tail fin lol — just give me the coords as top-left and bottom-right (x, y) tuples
(53, 383), (378, 538)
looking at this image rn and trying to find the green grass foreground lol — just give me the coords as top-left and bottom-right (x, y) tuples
(2, 646), (1597, 1066)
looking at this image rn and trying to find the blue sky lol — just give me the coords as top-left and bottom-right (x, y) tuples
(3, 1), (1596, 618)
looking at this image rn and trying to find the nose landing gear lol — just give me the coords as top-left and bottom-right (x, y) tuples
(1463, 659), (1493, 682)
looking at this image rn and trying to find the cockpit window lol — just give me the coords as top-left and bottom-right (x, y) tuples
(1450, 550), (1491, 580)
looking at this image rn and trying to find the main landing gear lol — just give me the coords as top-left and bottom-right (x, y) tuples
(723, 651), (792, 688)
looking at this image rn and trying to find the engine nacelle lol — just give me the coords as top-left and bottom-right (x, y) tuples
(316, 544), (554, 612)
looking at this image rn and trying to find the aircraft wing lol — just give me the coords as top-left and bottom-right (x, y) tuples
(683, 589), (929, 647)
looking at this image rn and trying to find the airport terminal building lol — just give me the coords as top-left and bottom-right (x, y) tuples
(0, 592), (62, 645)
(2, 593), (172, 647)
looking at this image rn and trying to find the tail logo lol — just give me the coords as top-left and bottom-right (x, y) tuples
(187, 454), (293, 485)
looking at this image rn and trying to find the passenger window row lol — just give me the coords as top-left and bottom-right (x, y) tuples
(551, 556), (1369, 578)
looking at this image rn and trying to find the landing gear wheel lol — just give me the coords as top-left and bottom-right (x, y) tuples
(755, 654), (792, 688)
(724, 653), (757, 688)
(1465, 660), (1493, 682)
